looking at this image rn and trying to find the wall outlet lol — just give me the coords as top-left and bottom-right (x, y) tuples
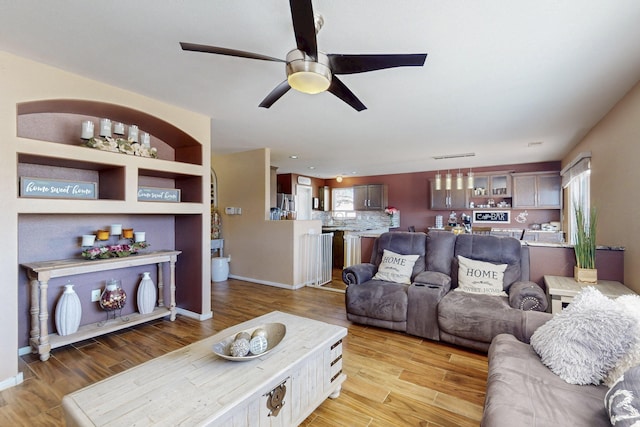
(91, 289), (101, 302)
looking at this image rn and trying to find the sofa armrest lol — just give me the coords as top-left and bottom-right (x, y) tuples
(413, 271), (452, 291)
(342, 263), (376, 286)
(508, 281), (548, 312)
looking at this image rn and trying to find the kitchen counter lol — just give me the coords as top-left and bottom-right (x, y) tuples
(321, 226), (389, 237)
(523, 241), (625, 250)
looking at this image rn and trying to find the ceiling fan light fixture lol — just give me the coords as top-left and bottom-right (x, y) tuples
(286, 50), (332, 94)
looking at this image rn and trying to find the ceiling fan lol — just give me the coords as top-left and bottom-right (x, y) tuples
(180, 0), (427, 111)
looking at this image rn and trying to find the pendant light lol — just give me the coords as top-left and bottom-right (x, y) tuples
(445, 170), (452, 190)
(434, 171), (442, 190)
(467, 169), (475, 189)
(456, 169), (464, 190)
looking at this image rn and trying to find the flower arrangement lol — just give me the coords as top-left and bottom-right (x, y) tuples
(385, 206), (399, 216)
(85, 136), (158, 158)
(82, 241), (150, 260)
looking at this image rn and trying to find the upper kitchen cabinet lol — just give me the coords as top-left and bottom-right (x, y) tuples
(353, 184), (388, 210)
(512, 172), (562, 209)
(430, 180), (468, 210)
(472, 172), (512, 198)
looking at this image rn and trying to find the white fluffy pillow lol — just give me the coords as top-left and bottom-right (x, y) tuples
(604, 294), (640, 387)
(531, 287), (638, 385)
(372, 249), (419, 284)
(455, 255), (507, 297)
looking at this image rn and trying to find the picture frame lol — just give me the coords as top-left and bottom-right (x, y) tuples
(137, 186), (181, 202)
(20, 177), (97, 200)
(473, 210), (511, 224)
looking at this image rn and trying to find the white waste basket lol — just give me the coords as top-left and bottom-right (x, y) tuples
(211, 256), (230, 282)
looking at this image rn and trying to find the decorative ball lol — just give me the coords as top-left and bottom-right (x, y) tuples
(250, 336), (268, 355)
(251, 328), (268, 340)
(230, 338), (250, 357)
(235, 332), (251, 342)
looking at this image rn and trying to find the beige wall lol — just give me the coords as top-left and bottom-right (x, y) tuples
(212, 149), (321, 287)
(0, 51), (211, 389)
(563, 80), (640, 291)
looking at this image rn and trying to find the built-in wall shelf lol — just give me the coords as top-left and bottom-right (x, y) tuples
(15, 99), (209, 356)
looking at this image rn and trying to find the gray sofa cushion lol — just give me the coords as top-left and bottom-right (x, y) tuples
(438, 291), (552, 345)
(346, 280), (409, 323)
(453, 234), (522, 290)
(425, 230), (457, 275)
(482, 334), (610, 427)
(370, 232), (427, 280)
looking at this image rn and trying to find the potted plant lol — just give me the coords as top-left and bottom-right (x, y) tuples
(573, 205), (598, 283)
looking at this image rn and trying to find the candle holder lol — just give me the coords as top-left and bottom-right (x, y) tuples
(98, 279), (128, 326)
(81, 234), (96, 247)
(96, 229), (110, 241)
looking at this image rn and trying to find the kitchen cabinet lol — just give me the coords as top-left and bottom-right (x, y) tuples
(332, 231), (345, 269)
(512, 172), (561, 209)
(430, 180), (468, 210)
(472, 173), (512, 198)
(353, 184), (388, 210)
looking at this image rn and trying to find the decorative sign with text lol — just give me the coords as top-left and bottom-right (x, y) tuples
(473, 210), (511, 224)
(20, 177), (97, 199)
(137, 186), (181, 202)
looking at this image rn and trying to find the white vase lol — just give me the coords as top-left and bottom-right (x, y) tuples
(137, 272), (156, 314)
(55, 283), (81, 336)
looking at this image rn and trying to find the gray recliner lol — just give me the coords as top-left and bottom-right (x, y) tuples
(343, 232), (427, 332)
(343, 231), (552, 352)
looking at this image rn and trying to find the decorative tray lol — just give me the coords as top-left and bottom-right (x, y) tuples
(212, 322), (286, 361)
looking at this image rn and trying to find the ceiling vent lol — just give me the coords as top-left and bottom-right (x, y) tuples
(432, 152), (476, 160)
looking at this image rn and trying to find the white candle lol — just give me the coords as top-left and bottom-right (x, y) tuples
(99, 118), (112, 137)
(113, 122), (125, 135)
(81, 234), (96, 246)
(134, 231), (146, 242)
(128, 124), (139, 142)
(141, 132), (151, 148)
(81, 121), (94, 139)
(110, 224), (122, 235)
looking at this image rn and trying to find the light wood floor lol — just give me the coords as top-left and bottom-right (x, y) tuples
(1, 277), (488, 426)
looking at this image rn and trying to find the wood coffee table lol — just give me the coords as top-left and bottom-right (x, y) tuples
(62, 311), (347, 426)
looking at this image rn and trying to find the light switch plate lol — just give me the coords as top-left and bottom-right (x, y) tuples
(91, 289), (101, 302)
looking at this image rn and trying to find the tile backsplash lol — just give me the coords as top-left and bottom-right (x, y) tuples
(312, 210), (399, 230)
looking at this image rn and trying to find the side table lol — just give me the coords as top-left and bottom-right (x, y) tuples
(543, 275), (636, 314)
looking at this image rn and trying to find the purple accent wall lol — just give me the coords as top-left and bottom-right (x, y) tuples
(529, 246), (624, 288)
(17, 214), (175, 348)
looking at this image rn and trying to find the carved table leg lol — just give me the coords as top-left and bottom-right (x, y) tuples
(28, 275), (40, 353)
(156, 262), (165, 307)
(38, 278), (51, 361)
(169, 255), (177, 321)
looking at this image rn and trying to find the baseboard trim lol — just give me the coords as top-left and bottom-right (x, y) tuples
(176, 308), (213, 321)
(0, 372), (24, 391)
(227, 274), (305, 290)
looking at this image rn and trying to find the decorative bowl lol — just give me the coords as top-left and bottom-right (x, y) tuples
(212, 322), (286, 361)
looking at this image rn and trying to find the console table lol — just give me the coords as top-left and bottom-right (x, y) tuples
(544, 275), (636, 314)
(22, 250), (181, 361)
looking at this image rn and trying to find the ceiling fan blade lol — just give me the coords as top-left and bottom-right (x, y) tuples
(259, 80), (292, 108)
(328, 53), (427, 74)
(289, 0), (317, 59)
(180, 42), (284, 63)
(327, 76), (367, 112)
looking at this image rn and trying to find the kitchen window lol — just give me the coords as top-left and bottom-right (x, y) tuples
(561, 153), (591, 244)
(332, 187), (354, 211)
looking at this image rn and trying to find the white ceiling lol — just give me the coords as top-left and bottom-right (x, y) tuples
(1, 1), (640, 178)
